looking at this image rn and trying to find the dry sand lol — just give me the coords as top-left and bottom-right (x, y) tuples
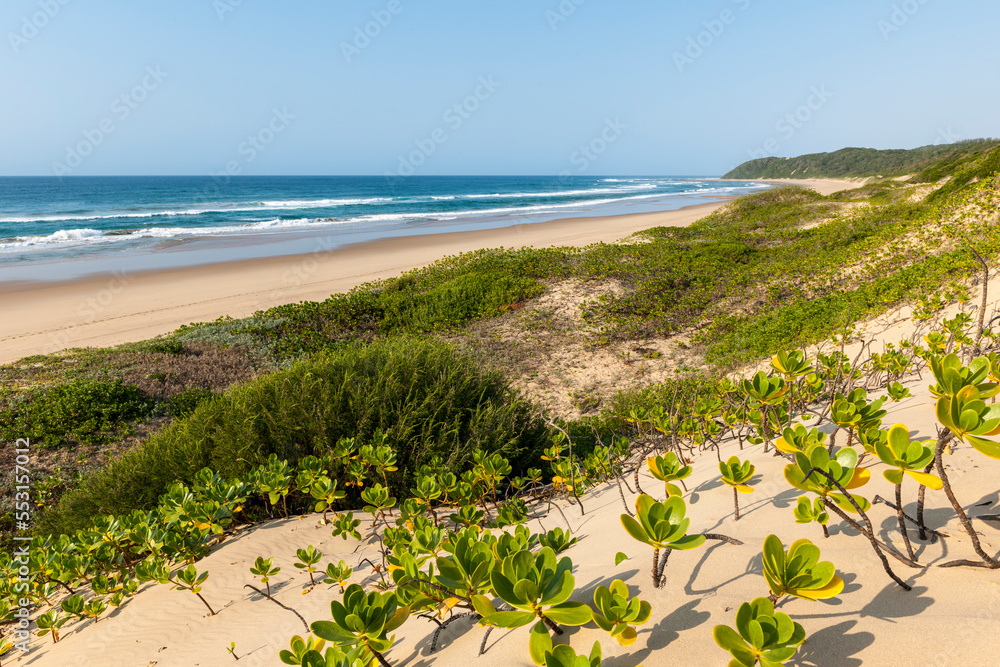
(0, 178), (862, 366)
(752, 178), (870, 196)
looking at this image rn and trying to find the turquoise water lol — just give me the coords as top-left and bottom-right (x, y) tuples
(0, 176), (766, 280)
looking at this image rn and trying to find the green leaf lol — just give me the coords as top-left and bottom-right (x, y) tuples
(614, 552), (630, 566)
(968, 435), (1000, 460)
(545, 601), (593, 626)
(882, 469), (904, 486)
(529, 620), (552, 666)
(666, 533), (706, 551)
(620, 515), (652, 547)
(310, 621), (355, 643)
(483, 610), (535, 629)
(713, 625), (756, 666)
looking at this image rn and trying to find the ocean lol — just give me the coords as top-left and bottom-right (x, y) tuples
(0, 176), (767, 281)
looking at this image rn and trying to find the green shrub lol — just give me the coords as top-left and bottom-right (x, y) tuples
(166, 387), (216, 418)
(0, 379), (152, 449)
(142, 339), (186, 355)
(249, 268), (548, 358)
(927, 145), (1000, 202)
(380, 272), (544, 332)
(40, 339), (550, 535)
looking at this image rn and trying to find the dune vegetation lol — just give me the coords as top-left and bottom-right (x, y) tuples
(3, 144), (1000, 664)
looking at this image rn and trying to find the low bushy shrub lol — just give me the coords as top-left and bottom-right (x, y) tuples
(166, 387), (216, 418)
(0, 379), (153, 449)
(40, 338), (550, 535)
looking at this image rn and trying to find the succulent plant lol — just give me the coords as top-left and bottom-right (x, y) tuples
(770, 350), (814, 379)
(774, 425), (826, 456)
(250, 557), (281, 597)
(875, 424), (941, 489)
(541, 642), (603, 667)
(310, 478), (346, 525)
(537, 527), (578, 554)
(647, 452), (692, 498)
(932, 355), (1000, 458)
(874, 424), (942, 560)
(591, 579), (652, 646)
(831, 388), (887, 441)
(324, 560), (355, 593)
(621, 494), (705, 587)
(473, 547), (592, 665)
(435, 530), (496, 600)
(741, 371), (789, 406)
(761, 535), (843, 602)
(295, 546), (324, 588)
(361, 484), (397, 528)
(330, 513), (362, 541)
(449, 504), (485, 528)
(281, 635), (368, 667)
(713, 597), (806, 666)
(783, 446), (870, 513)
(36, 610), (67, 643)
(310, 585), (409, 666)
(719, 456), (756, 521)
(886, 381), (913, 402)
(792, 497), (830, 538)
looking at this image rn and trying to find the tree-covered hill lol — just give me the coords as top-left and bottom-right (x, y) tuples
(724, 139), (1000, 179)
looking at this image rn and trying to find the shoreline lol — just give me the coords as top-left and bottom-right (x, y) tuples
(0, 178), (861, 364)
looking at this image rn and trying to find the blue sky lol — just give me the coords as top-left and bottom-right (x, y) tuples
(1, 0), (997, 176)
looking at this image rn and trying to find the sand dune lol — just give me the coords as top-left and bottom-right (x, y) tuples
(17, 261), (1000, 665)
(17, 369), (1000, 666)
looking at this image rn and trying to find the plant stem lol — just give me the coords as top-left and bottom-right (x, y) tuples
(733, 486), (741, 521)
(368, 646), (393, 667)
(195, 592), (216, 616)
(934, 433), (1000, 568)
(541, 617), (564, 636)
(916, 458), (934, 541)
(243, 584), (309, 631)
(895, 483), (916, 562)
(430, 612), (478, 652)
(615, 473), (633, 516)
(821, 498), (912, 590)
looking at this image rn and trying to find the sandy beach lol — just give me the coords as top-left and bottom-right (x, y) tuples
(0, 179), (860, 365)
